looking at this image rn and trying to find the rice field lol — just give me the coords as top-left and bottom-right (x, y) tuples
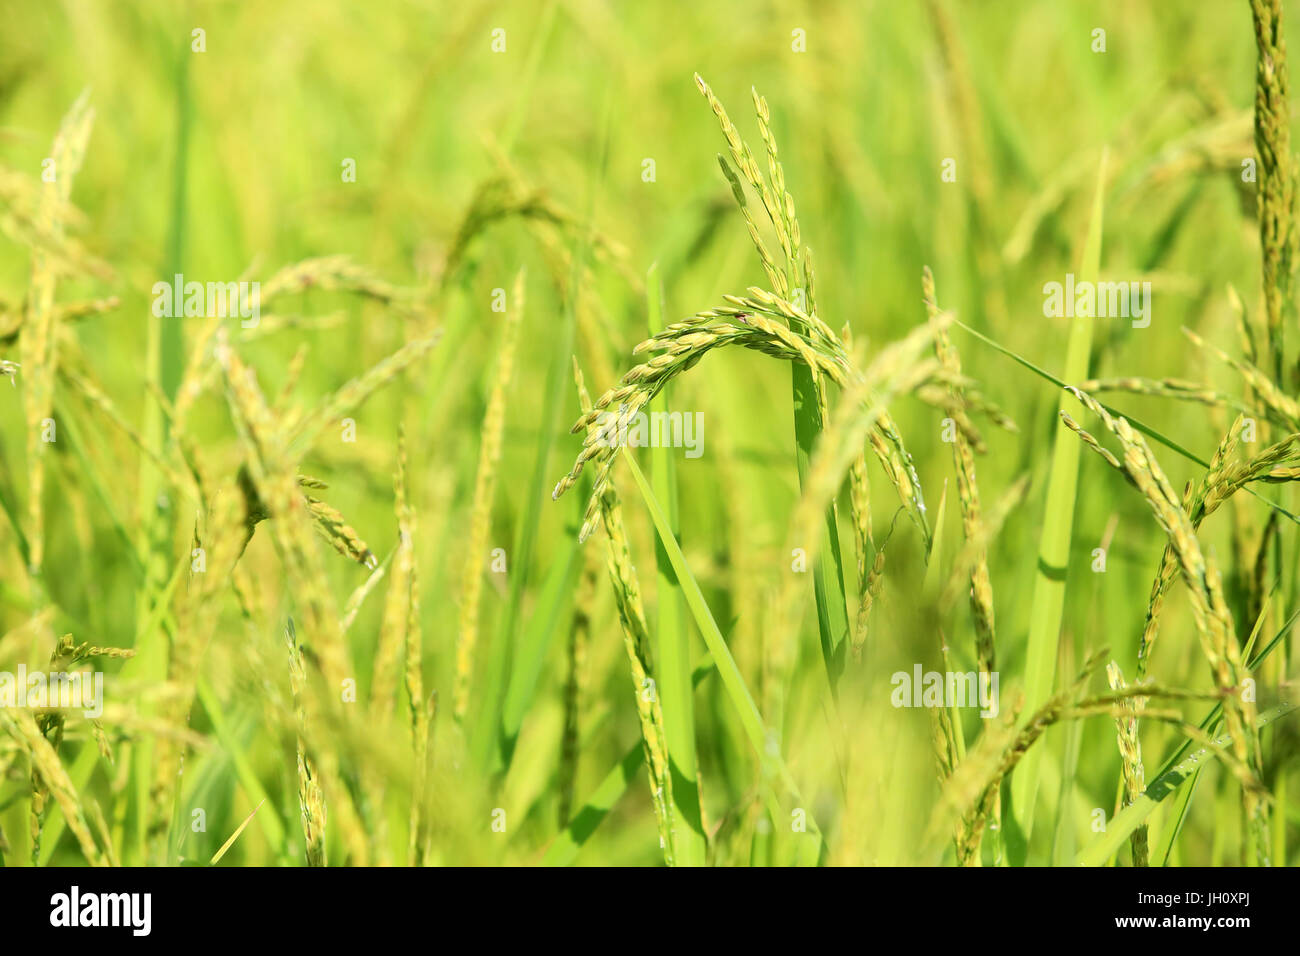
(0, 0), (1298, 869)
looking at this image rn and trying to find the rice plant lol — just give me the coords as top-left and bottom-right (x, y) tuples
(0, 0), (1296, 874)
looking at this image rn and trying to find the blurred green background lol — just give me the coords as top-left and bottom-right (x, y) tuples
(0, 0), (1296, 866)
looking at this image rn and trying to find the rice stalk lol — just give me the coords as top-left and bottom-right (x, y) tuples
(1059, 388), (1269, 863)
(553, 300), (934, 545)
(643, 264), (705, 865)
(340, 547), (394, 634)
(1106, 661), (1148, 866)
(1250, 0), (1295, 384)
(938, 474), (1032, 616)
(923, 267), (1000, 674)
(453, 270), (524, 722)
(699, 76), (868, 690)
(1183, 326), (1299, 430)
(286, 619), (326, 866)
(0, 707), (107, 867)
(1074, 376), (1239, 411)
(439, 168), (634, 295)
(1079, 701), (1295, 866)
(395, 428), (430, 866)
(768, 321), (948, 670)
(258, 255), (422, 315)
(217, 334), (371, 865)
(572, 360), (675, 862)
(18, 90), (95, 575)
(370, 444), (414, 727)
(302, 494), (378, 570)
(1137, 416), (1300, 678)
(0, 164), (110, 282)
(285, 328), (442, 459)
(937, 651), (1107, 866)
(58, 361), (196, 499)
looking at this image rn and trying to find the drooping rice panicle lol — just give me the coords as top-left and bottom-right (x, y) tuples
(216, 334), (371, 865)
(370, 436), (414, 727)
(0, 707), (107, 867)
(395, 428), (430, 866)
(842, 324), (878, 653)
(694, 77), (915, 686)
(29, 634), (81, 864)
(285, 618), (326, 866)
(1183, 326), (1300, 429)
(440, 163), (636, 295)
(942, 651), (1107, 865)
(0, 166), (111, 289)
(18, 91), (95, 574)
(552, 307), (847, 541)
(276, 343), (311, 412)
(302, 494), (378, 569)
(51, 294), (119, 325)
(769, 320), (948, 663)
(852, 548), (886, 661)
(553, 301), (932, 543)
(938, 474), (1032, 616)
(1250, 0), (1296, 383)
(258, 255), (421, 313)
(1059, 388), (1269, 863)
(573, 360), (675, 862)
(2, 294), (119, 344)
(340, 546), (394, 635)
(924, 267), (998, 674)
(1137, 415), (1300, 678)
(1106, 661), (1149, 866)
(931, 704), (958, 785)
(1074, 375), (1238, 410)
(58, 362), (195, 498)
(286, 329), (442, 458)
